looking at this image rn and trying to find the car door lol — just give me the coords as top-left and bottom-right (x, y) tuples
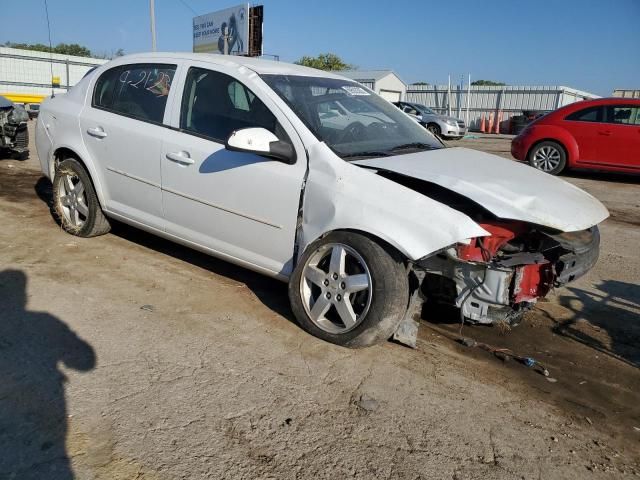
(599, 104), (640, 170)
(561, 105), (604, 164)
(80, 61), (179, 230)
(160, 62), (307, 277)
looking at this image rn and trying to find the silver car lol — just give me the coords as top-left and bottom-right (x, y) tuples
(35, 53), (607, 349)
(394, 101), (466, 139)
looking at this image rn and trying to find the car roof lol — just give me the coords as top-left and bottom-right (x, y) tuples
(562, 97), (640, 108)
(105, 52), (350, 80)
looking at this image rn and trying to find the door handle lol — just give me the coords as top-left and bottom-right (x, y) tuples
(87, 126), (107, 139)
(166, 151), (195, 165)
(598, 130), (612, 136)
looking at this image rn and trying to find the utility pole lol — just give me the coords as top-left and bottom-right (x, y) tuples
(150, 0), (157, 51)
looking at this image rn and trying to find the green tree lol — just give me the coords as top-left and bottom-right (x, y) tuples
(471, 80), (506, 86)
(295, 53), (354, 71)
(411, 81), (429, 86)
(1, 41), (118, 59)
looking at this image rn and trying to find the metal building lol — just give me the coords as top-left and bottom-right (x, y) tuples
(613, 89), (640, 99)
(339, 70), (406, 102)
(406, 84), (599, 131)
(0, 47), (107, 104)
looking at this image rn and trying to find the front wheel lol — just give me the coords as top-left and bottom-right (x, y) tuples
(289, 232), (409, 348)
(528, 141), (566, 175)
(427, 123), (441, 137)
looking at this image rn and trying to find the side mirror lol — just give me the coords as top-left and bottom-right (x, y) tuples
(225, 127), (296, 164)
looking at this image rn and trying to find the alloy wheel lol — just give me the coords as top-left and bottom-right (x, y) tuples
(532, 145), (561, 172)
(299, 243), (373, 334)
(57, 172), (88, 228)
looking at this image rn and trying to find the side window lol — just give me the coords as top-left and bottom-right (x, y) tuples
(565, 106), (602, 123)
(93, 67), (119, 109)
(606, 106), (640, 125)
(180, 67), (277, 142)
(93, 63), (176, 124)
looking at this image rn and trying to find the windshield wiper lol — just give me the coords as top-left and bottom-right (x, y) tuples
(341, 151), (391, 160)
(389, 142), (436, 152)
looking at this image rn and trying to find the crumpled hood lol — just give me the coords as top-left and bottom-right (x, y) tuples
(353, 147), (609, 232)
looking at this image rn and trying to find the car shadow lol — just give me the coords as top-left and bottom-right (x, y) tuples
(563, 169), (640, 185)
(111, 221), (294, 321)
(554, 280), (640, 367)
(420, 279), (640, 369)
(0, 269), (96, 479)
(34, 176), (294, 323)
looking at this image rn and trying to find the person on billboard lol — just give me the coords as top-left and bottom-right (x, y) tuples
(217, 12), (244, 55)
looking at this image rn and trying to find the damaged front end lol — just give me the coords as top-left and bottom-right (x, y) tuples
(415, 221), (600, 326)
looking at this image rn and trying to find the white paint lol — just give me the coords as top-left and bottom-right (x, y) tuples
(353, 147), (610, 232)
(36, 52), (607, 286)
(301, 142), (489, 261)
(227, 127), (279, 154)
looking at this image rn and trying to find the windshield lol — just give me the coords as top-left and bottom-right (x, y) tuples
(261, 74), (442, 159)
(30, 104), (40, 111)
(414, 104), (435, 115)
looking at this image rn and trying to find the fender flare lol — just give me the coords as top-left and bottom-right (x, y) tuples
(527, 125), (579, 164)
(51, 144), (107, 209)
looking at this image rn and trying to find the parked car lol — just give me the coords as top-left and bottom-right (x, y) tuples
(511, 98), (640, 175)
(36, 53), (608, 348)
(393, 101), (467, 139)
(0, 95), (29, 159)
(25, 103), (40, 120)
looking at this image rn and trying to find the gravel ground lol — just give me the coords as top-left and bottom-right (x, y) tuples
(0, 124), (639, 479)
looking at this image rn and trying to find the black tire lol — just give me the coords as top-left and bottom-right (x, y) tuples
(289, 231), (409, 348)
(527, 140), (567, 175)
(11, 151), (29, 161)
(427, 123), (441, 137)
(53, 158), (111, 237)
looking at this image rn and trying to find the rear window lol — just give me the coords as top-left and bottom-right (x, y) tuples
(93, 63), (176, 124)
(565, 106), (602, 123)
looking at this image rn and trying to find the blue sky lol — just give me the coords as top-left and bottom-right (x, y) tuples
(2, 0), (638, 96)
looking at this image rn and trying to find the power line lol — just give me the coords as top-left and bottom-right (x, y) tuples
(43, 0), (55, 96)
(177, 0), (198, 16)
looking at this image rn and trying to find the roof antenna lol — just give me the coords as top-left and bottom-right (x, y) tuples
(44, 0), (55, 97)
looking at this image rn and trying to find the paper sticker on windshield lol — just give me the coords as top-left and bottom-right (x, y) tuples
(342, 86), (370, 96)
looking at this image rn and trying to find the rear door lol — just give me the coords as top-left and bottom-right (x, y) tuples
(160, 61), (307, 277)
(600, 104), (640, 170)
(562, 105), (604, 163)
(80, 61), (178, 229)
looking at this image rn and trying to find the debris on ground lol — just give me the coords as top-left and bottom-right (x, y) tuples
(355, 394), (380, 412)
(457, 337), (551, 377)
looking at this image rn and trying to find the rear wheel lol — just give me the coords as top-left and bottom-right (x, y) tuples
(289, 232), (409, 348)
(53, 158), (110, 237)
(528, 141), (566, 175)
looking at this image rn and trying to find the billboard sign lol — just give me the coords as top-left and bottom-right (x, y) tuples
(193, 4), (249, 55)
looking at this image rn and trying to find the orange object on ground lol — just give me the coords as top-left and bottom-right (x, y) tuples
(488, 112), (495, 134)
(480, 114), (486, 133)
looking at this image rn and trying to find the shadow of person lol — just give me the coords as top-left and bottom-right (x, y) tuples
(0, 270), (96, 479)
(556, 279), (640, 367)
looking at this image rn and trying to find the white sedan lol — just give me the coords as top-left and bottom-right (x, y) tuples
(35, 53), (608, 348)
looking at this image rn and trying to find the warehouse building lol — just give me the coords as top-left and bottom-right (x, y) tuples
(0, 46), (107, 104)
(405, 84), (599, 131)
(613, 89), (640, 99)
(339, 70), (406, 102)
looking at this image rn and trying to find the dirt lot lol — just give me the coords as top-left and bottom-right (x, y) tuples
(1, 125), (639, 479)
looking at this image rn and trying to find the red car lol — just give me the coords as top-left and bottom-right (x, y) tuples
(511, 98), (640, 175)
